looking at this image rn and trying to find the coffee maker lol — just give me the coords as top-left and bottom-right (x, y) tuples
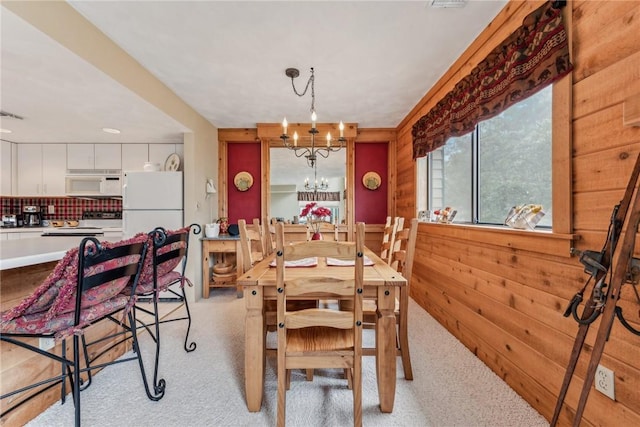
(23, 205), (42, 227)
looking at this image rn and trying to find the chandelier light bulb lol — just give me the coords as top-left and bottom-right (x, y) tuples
(311, 111), (317, 128)
(293, 131), (298, 146)
(282, 117), (288, 135)
(326, 132), (331, 147)
(339, 121), (344, 137)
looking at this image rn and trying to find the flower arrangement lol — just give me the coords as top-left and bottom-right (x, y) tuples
(301, 202), (332, 235)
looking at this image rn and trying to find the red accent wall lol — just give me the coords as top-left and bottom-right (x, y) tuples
(227, 143), (261, 224)
(355, 142), (388, 224)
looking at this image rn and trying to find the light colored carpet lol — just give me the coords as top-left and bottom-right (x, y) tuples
(26, 289), (547, 426)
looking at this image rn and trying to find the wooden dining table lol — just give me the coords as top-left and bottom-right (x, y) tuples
(236, 246), (407, 413)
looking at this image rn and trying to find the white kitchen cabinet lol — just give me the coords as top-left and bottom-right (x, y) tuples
(121, 144), (149, 172)
(67, 144), (94, 170)
(17, 144), (66, 196)
(95, 144), (121, 170)
(42, 144), (67, 195)
(67, 144), (121, 170)
(1, 140), (14, 195)
(149, 144), (179, 169)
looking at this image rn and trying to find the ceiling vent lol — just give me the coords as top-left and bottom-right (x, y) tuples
(0, 111), (24, 120)
(430, 0), (468, 8)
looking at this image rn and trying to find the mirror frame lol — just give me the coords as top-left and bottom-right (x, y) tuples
(218, 124), (397, 242)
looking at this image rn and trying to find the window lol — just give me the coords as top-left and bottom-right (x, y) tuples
(417, 85), (552, 227)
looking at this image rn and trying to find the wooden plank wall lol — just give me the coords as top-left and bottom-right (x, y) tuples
(394, 1), (640, 426)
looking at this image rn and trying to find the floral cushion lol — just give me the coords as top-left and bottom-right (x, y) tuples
(1, 234), (147, 323)
(123, 271), (183, 295)
(55, 254), (142, 314)
(137, 227), (189, 286)
(0, 294), (129, 339)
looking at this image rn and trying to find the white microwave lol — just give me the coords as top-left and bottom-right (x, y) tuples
(65, 174), (122, 197)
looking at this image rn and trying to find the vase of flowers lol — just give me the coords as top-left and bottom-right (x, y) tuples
(301, 202), (332, 240)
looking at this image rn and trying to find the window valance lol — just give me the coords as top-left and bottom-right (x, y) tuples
(297, 191), (341, 202)
(412, 1), (573, 159)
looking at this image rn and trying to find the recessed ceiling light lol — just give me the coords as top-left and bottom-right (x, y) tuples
(0, 128), (12, 133)
(430, 0), (468, 8)
(102, 127), (121, 134)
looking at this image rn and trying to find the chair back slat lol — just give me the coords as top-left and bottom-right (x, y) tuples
(284, 240), (356, 261)
(287, 308), (353, 330)
(78, 239), (147, 292)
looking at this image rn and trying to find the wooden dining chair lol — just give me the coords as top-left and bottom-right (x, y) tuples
(238, 218), (267, 272)
(363, 217), (417, 380)
(262, 217), (277, 256)
(380, 217), (403, 264)
(275, 221), (364, 427)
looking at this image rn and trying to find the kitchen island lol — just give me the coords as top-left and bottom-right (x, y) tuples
(0, 235), (90, 270)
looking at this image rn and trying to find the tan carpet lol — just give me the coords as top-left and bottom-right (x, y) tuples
(26, 288), (547, 426)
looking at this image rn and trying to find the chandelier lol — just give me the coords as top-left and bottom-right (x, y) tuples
(280, 67), (345, 168)
(304, 165), (329, 192)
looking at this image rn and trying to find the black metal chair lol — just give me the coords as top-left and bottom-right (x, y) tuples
(0, 236), (161, 426)
(126, 224), (201, 396)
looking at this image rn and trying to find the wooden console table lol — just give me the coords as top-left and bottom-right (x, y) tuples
(201, 235), (243, 298)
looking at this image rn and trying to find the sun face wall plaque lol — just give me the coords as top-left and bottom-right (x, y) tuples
(362, 171), (381, 190)
(234, 171), (254, 191)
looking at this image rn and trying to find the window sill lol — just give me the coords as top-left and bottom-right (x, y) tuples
(418, 221), (576, 258)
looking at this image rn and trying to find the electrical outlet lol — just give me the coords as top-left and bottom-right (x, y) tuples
(47, 205), (55, 214)
(39, 337), (55, 350)
(595, 364), (615, 400)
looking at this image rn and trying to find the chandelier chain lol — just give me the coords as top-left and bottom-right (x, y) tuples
(290, 67), (315, 114)
(281, 66), (344, 168)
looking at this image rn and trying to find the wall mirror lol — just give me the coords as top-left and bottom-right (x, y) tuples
(269, 147), (346, 224)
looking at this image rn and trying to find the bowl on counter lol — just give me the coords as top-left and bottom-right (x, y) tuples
(66, 220), (79, 227)
(51, 220), (65, 227)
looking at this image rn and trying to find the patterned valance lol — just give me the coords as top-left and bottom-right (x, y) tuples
(412, 1), (573, 158)
(297, 191), (341, 202)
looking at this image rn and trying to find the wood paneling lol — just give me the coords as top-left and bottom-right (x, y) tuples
(395, 1), (640, 425)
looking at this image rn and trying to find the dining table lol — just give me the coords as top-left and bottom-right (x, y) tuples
(236, 246), (407, 413)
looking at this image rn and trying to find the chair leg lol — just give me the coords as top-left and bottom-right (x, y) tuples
(353, 360), (362, 427)
(180, 286), (197, 352)
(398, 289), (413, 380)
(277, 361), (286, 427)
(73, 335), (81, 427)
(345, 368), (353, 390)
(305, 369), (314, 381)
(79, 335), (93, 391)
(128, 309), (165, 401)
(150, 296), (165, 397)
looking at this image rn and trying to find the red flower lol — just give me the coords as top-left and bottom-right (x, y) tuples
(302, 202), (332, 233)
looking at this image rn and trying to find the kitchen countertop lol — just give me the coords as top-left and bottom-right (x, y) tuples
(0, 234), (125, 270)
(0, 227), (123, 234)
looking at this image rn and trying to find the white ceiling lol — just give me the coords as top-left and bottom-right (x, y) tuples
(0, 0), (508, 146)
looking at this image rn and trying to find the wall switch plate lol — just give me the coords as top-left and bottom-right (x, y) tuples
(47, 205), (55, 214)
(39, 337), (55, 350)
(595, 364), (615, 400)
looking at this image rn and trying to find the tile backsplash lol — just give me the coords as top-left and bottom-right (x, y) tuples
(0, 196), (122, 220)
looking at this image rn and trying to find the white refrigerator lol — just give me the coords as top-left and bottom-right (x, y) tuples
(122, 171), (183, 238)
